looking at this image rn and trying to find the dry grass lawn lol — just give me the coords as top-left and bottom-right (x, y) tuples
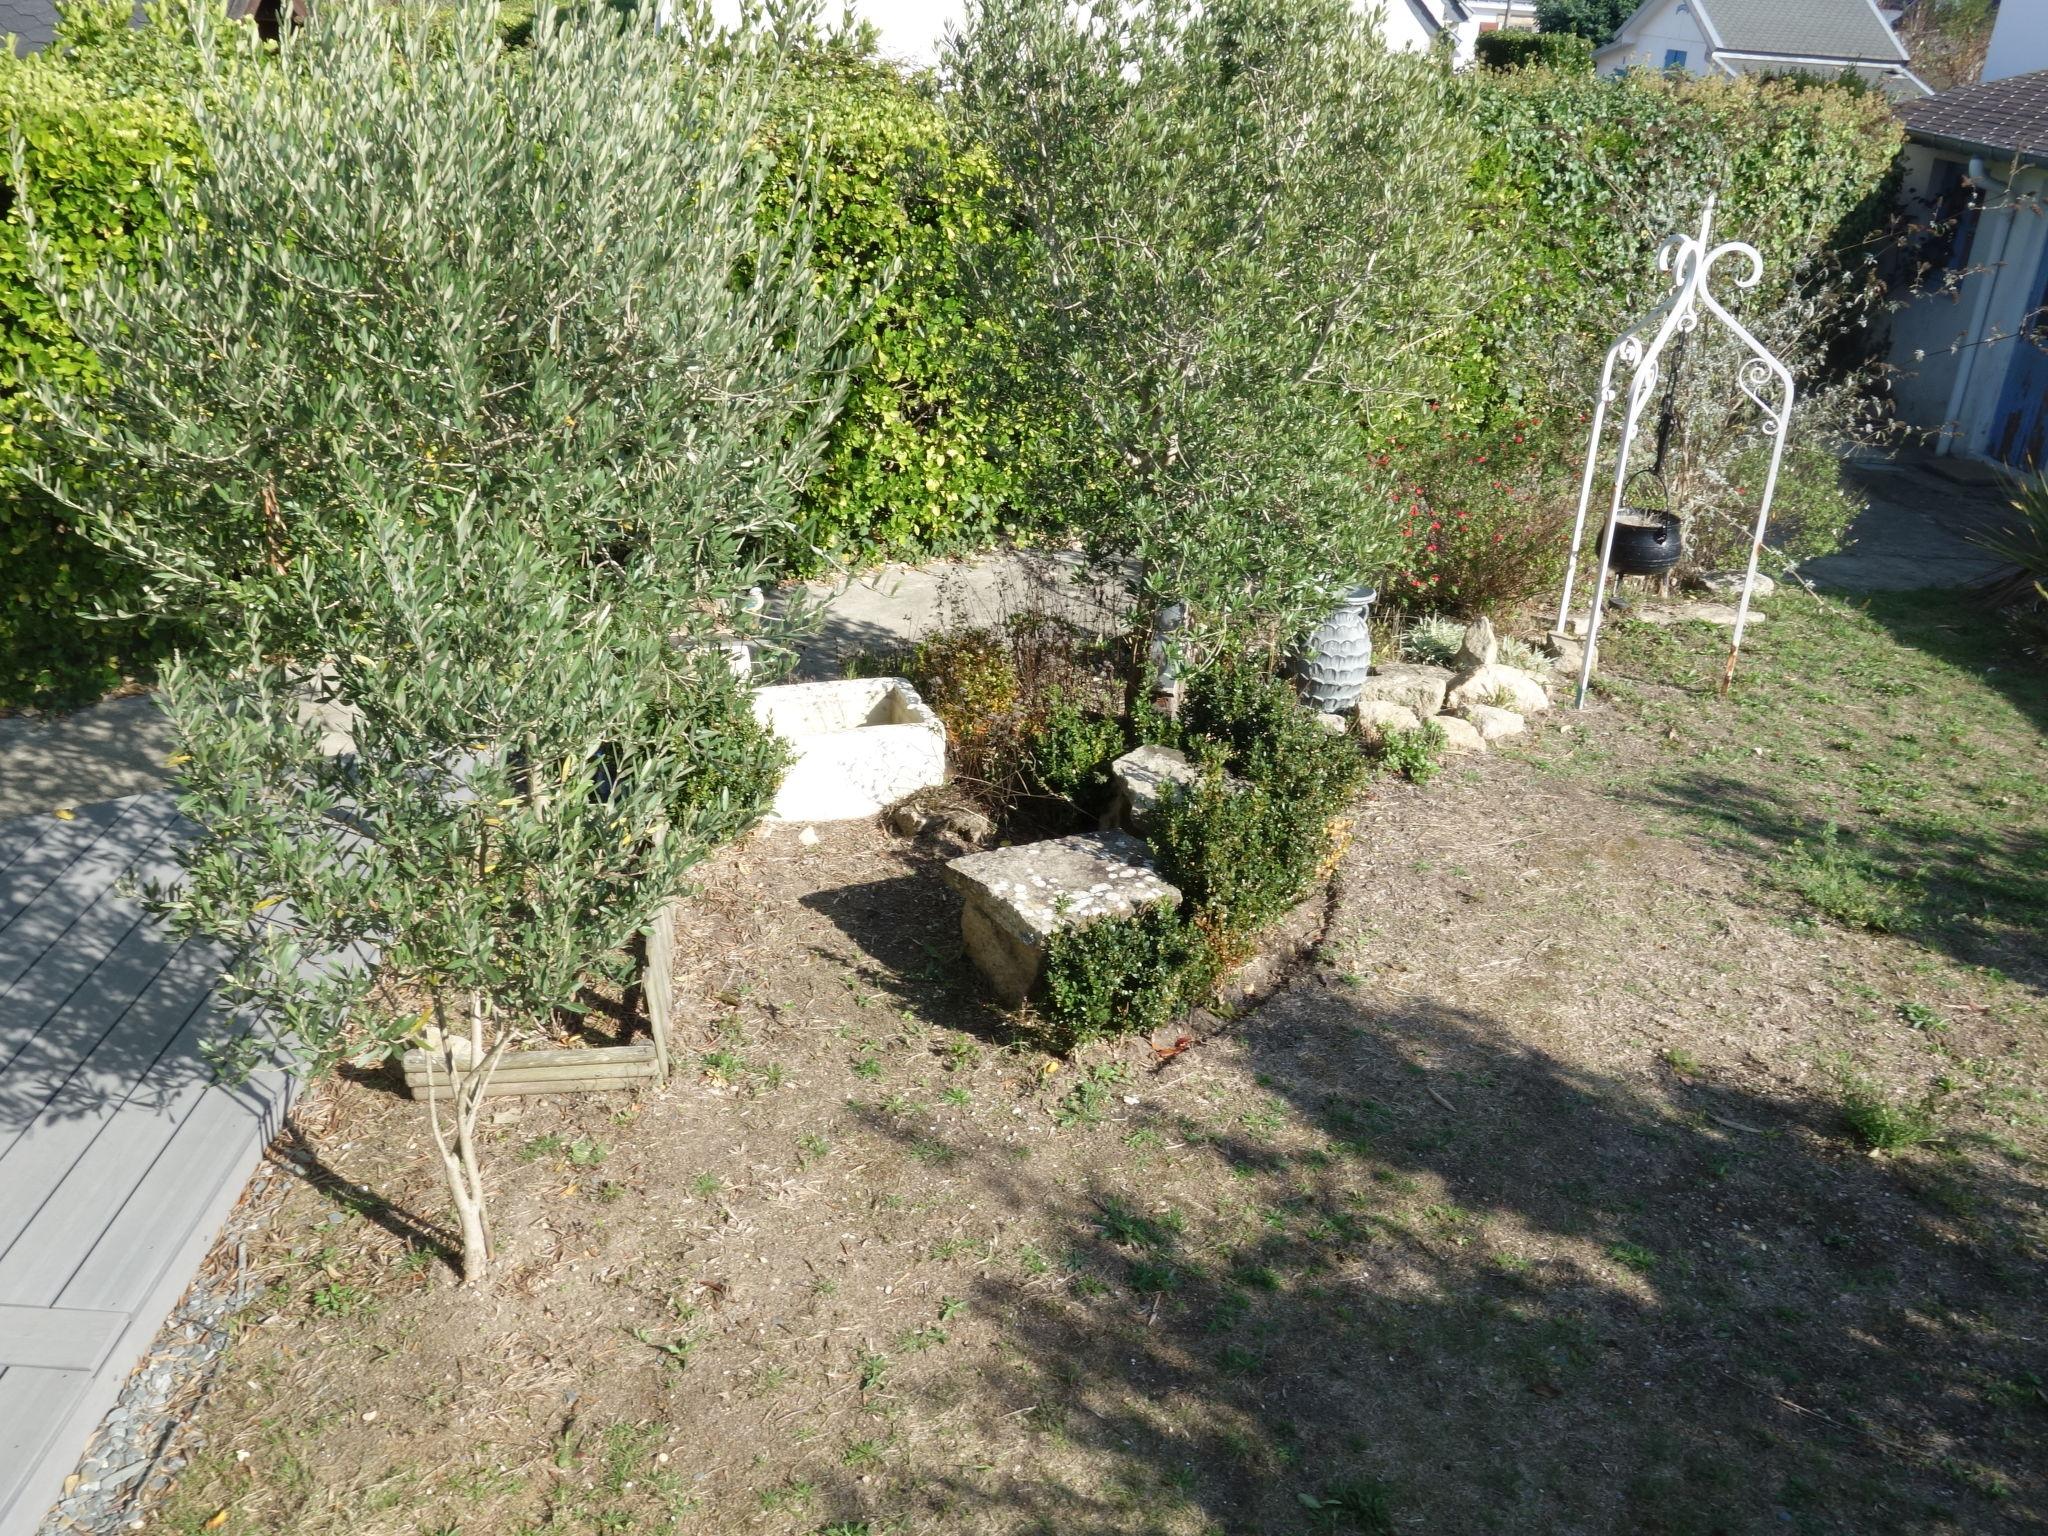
(139, 590), (2046, 1536)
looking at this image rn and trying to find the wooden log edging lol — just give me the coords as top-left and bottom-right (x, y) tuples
(401, 1042), (658, 1100)
(397, 896), (685, 1102)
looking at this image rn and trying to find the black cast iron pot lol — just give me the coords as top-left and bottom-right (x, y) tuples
(1605, 508), (1683, 578)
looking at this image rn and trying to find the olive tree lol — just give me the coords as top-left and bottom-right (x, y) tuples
(943, 0), (1487, 655)
(28, 0), (851, 1282)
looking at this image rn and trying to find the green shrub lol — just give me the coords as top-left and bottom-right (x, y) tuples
(765, 44), (1038, 567)
(1175, 659), (1362, 822)
(0, 0), (214, 708)
(1038, 904), (1212, 1054)
(1150, 765), (1321, 936)
(1030, 660), (1360, 1048)
(37, 0), (841, 1282)
(1361, 721), (1447, 786)
(949, 0), (1486, 653)
(1022, 695), (1127, 812)
(1383, 417), (1578, 613)
(1475, 31), (1594, 72)
(907, 627), (1021, 744)
(1533, 0), (1633, 42)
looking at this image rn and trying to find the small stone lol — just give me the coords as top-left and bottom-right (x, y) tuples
(1543, 630), (1588, 675)
(1457, 703), (1526, 741)
(796, 825), (820, 847)
(1354, 663), (1451, 718)
(1454, 616), (1499, 671)
(1445, 663), (1549, 715)
(1434, 714), (1488, 754)
(935, 804), (995, 845)
(1628, 601), (1768, 629)
(1352, 699), (1422, 747)
(1107, 745), (1207, 835)
(889, 803), (931, 837)
(1689, 569), (1776, 599)
(1314, 712), (1347, 734)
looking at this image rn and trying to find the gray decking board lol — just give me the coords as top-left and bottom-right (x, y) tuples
(0, 1304), (127, 1372)
(0, 799), (166, 932)
(0, 793), (293, 1536)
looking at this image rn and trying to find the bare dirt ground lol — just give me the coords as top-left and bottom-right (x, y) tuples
(131, 591), (2045, 1536)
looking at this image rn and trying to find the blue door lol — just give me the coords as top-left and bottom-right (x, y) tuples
(1991, 247), (2048, 467)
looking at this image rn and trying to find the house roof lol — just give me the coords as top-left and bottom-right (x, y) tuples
(1694, 0), (1909, 63)
(1900, 68), (2048, 162)
(1601, 0), (1910, 64)
(1407, 0), (1471, 28)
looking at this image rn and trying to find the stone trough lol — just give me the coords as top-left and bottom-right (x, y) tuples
(751, 677), (947, 822)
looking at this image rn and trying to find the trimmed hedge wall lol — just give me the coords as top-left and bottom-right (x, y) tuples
(766, 47), (1037, 570)
(0, 6), (206, 709)
(1474, 31), (1594, 72)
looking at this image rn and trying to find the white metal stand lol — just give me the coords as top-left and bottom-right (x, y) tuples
(1554, 199), (1794, 707)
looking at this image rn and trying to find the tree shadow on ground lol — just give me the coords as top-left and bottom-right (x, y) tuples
(1630, 769), (2048, 992)
(823, 985), (2046, 1534)
(1856, 590), (2048, 751)
(799, 866), (1018, 1045)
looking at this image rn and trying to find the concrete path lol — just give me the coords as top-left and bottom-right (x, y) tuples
(0, 552), (1122, 824)
(1796, 449), (2014, 593)
(0, 697), (180, 826)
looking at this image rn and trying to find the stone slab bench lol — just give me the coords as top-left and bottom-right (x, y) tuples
(940, 831), (1181, 1005)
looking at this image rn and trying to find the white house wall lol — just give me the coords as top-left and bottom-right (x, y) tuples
(1983, 2), (2048, 84)
(1360, 0), (1442, 57)
(1599, 0), (1710, 73)
(1886, 145), (1974, 431)
(1886, 148), (2048, 459)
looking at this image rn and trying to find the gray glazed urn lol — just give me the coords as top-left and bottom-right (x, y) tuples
(1295, 585), (1377, 712)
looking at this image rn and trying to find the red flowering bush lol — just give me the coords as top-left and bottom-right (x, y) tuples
(1380, 413), (1575, 616)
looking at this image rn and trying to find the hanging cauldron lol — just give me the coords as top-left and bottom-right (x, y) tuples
(1604, 472), (1683, 578)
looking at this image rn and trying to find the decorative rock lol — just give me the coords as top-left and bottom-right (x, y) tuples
(889, 803), (931, 837)
(1445, 663), (1550, 715)
(1454, 616), (1498, 672)
(752, 677), (947, 822)
(1543, 629), (1588, 675)
(1457, 703), (1526, 741)
(1105, 744), (1233, 835)
(1689, 570), (1777, 599)
(1352, 699), (1422, 746)
(1433, 714), (1487, 754)
(941, 831), (1182, 1005)
(1314, 712), (1348, 734)
(1354, 663), (1451, 719)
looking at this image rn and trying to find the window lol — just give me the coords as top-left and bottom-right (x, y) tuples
(1663, 48), (1688, 69)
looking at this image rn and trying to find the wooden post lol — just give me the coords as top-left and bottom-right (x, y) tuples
(644, 898), (678, 1084)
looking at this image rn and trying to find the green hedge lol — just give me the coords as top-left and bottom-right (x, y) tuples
(1475, 31), (1594, 71)
(0, 5), (208, 709)
(766, 47), (1038, 569)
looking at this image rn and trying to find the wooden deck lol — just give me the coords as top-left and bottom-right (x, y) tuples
(0, 795), (290, 1536)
